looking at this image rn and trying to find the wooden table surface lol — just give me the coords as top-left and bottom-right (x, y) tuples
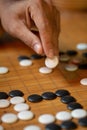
(0, 11), (87, 130)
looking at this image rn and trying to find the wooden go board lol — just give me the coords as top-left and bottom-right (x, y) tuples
(0, 12), (87, 130)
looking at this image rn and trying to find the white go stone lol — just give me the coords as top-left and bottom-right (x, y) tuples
(0, 99), (10, 108)
(38, 114), (55, 124)
(10, 96), (25, 104)
(1, 113), (18, 124)
(65, 64), (78, 71)
(24, 125), (41, 130)
(80, 78), (87, 86)
(18, 110), (34, 120)
(39, 66), (52, 74)
(56, 111), (72, 121)
(19, 59), (32, 66)
(0, 67), (9, 74)
(14, 103), (29, 112)
(45, 56), (59, 69)
(0, 125), (4, 130)
(71, 109), (87, 119)
(76, 43), (87, 50)
(59, 55), (70, 62)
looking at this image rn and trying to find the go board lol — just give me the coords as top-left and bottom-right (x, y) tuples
(0, 11), (87, 130)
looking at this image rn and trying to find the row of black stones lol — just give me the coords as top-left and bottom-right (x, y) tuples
(17, 54), (45, 61)
(27, 90), (70, 103)
(45, 121), (77, 130)
(0, 90), (24, 99)
(28, 90), (83, 111)
(0, 89), (87, 128)
(59, 50), (87, 58)
(59, 50), (78, 56)
(0, 89), (83, 110)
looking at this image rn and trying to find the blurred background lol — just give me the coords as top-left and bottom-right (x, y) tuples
(53, 0), (87, 11)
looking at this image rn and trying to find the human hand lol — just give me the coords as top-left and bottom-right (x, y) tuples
(0, 0), (60, 58)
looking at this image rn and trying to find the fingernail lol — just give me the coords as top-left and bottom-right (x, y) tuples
(34, 44), (41, 53)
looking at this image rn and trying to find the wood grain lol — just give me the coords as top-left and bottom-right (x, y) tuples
(0, 12), (87, 130)
(53, 0), (87, 10)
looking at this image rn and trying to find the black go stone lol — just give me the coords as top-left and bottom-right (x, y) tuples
(78, 117), (87, 127)
(9, 90), (24, 97)
(61, 121), (77, 129)
(66, 50), (78, 56)
(45, 123), (61, 130)
(0, 92), (8, 99)
(18, 55), (30, 61)
(78, 63), (87, 69)
(55, 89), (70, 97)
(27, 94), (43, 103)
(42, 92), (57, 100)
(67, 102), (83, 110)
(59, 51), (65, 56)
(30, 54), (44, 60)
(82, 52), (87, 58)
(61, 95), (76, 104)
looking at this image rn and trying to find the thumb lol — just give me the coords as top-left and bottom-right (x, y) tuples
(10, 20), (43, 54)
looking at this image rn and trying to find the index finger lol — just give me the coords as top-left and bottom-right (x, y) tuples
(29, 0), (54, 58)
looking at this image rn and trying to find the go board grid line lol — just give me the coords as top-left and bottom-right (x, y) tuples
(1, 43), (31, 96)
(49, 71), (68, 90)
(27, 67), (45, 93)
(33, 72), (55, 92)
(5, 44), (52, 95)
(5, 57), (30, 95)
(0, 45), (12, 91)
(5, 42), (47, 94)
(2, 42), (55, 95)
